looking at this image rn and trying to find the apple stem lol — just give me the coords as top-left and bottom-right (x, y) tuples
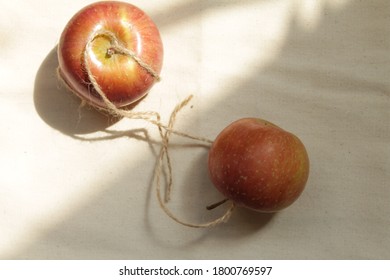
(206, 198), (229, 210)
(106, 47), (116, 58)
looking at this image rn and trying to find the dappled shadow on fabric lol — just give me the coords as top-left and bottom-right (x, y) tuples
(11, 0), (390, 259)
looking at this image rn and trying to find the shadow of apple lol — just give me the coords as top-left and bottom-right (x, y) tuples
(33, 46), (119, 135)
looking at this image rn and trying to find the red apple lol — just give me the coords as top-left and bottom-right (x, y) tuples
(57, 1), (163, 108)
(208, 118), (309, 212)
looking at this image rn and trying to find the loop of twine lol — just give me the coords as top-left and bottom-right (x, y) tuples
(91, 30), (161, 81)
(58, 29), (235, 228)
(154, 95), (235, 228)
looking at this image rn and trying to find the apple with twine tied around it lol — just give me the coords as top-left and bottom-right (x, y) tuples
(57, 1), (163, 109)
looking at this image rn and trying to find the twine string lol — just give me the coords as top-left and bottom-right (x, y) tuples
(154, 97), (235, 228)
(60, 29), (236, 228)
(91, 29), (161, 81)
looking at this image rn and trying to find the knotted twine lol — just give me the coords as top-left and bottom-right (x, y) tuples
(58, 29), (235, 228)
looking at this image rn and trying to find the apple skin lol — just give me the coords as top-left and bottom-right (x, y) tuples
(208, 118), (309, 212)
(58, 1), (163, 108)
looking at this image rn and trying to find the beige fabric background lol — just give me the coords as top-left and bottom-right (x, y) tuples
(0, 0), (389, 259)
